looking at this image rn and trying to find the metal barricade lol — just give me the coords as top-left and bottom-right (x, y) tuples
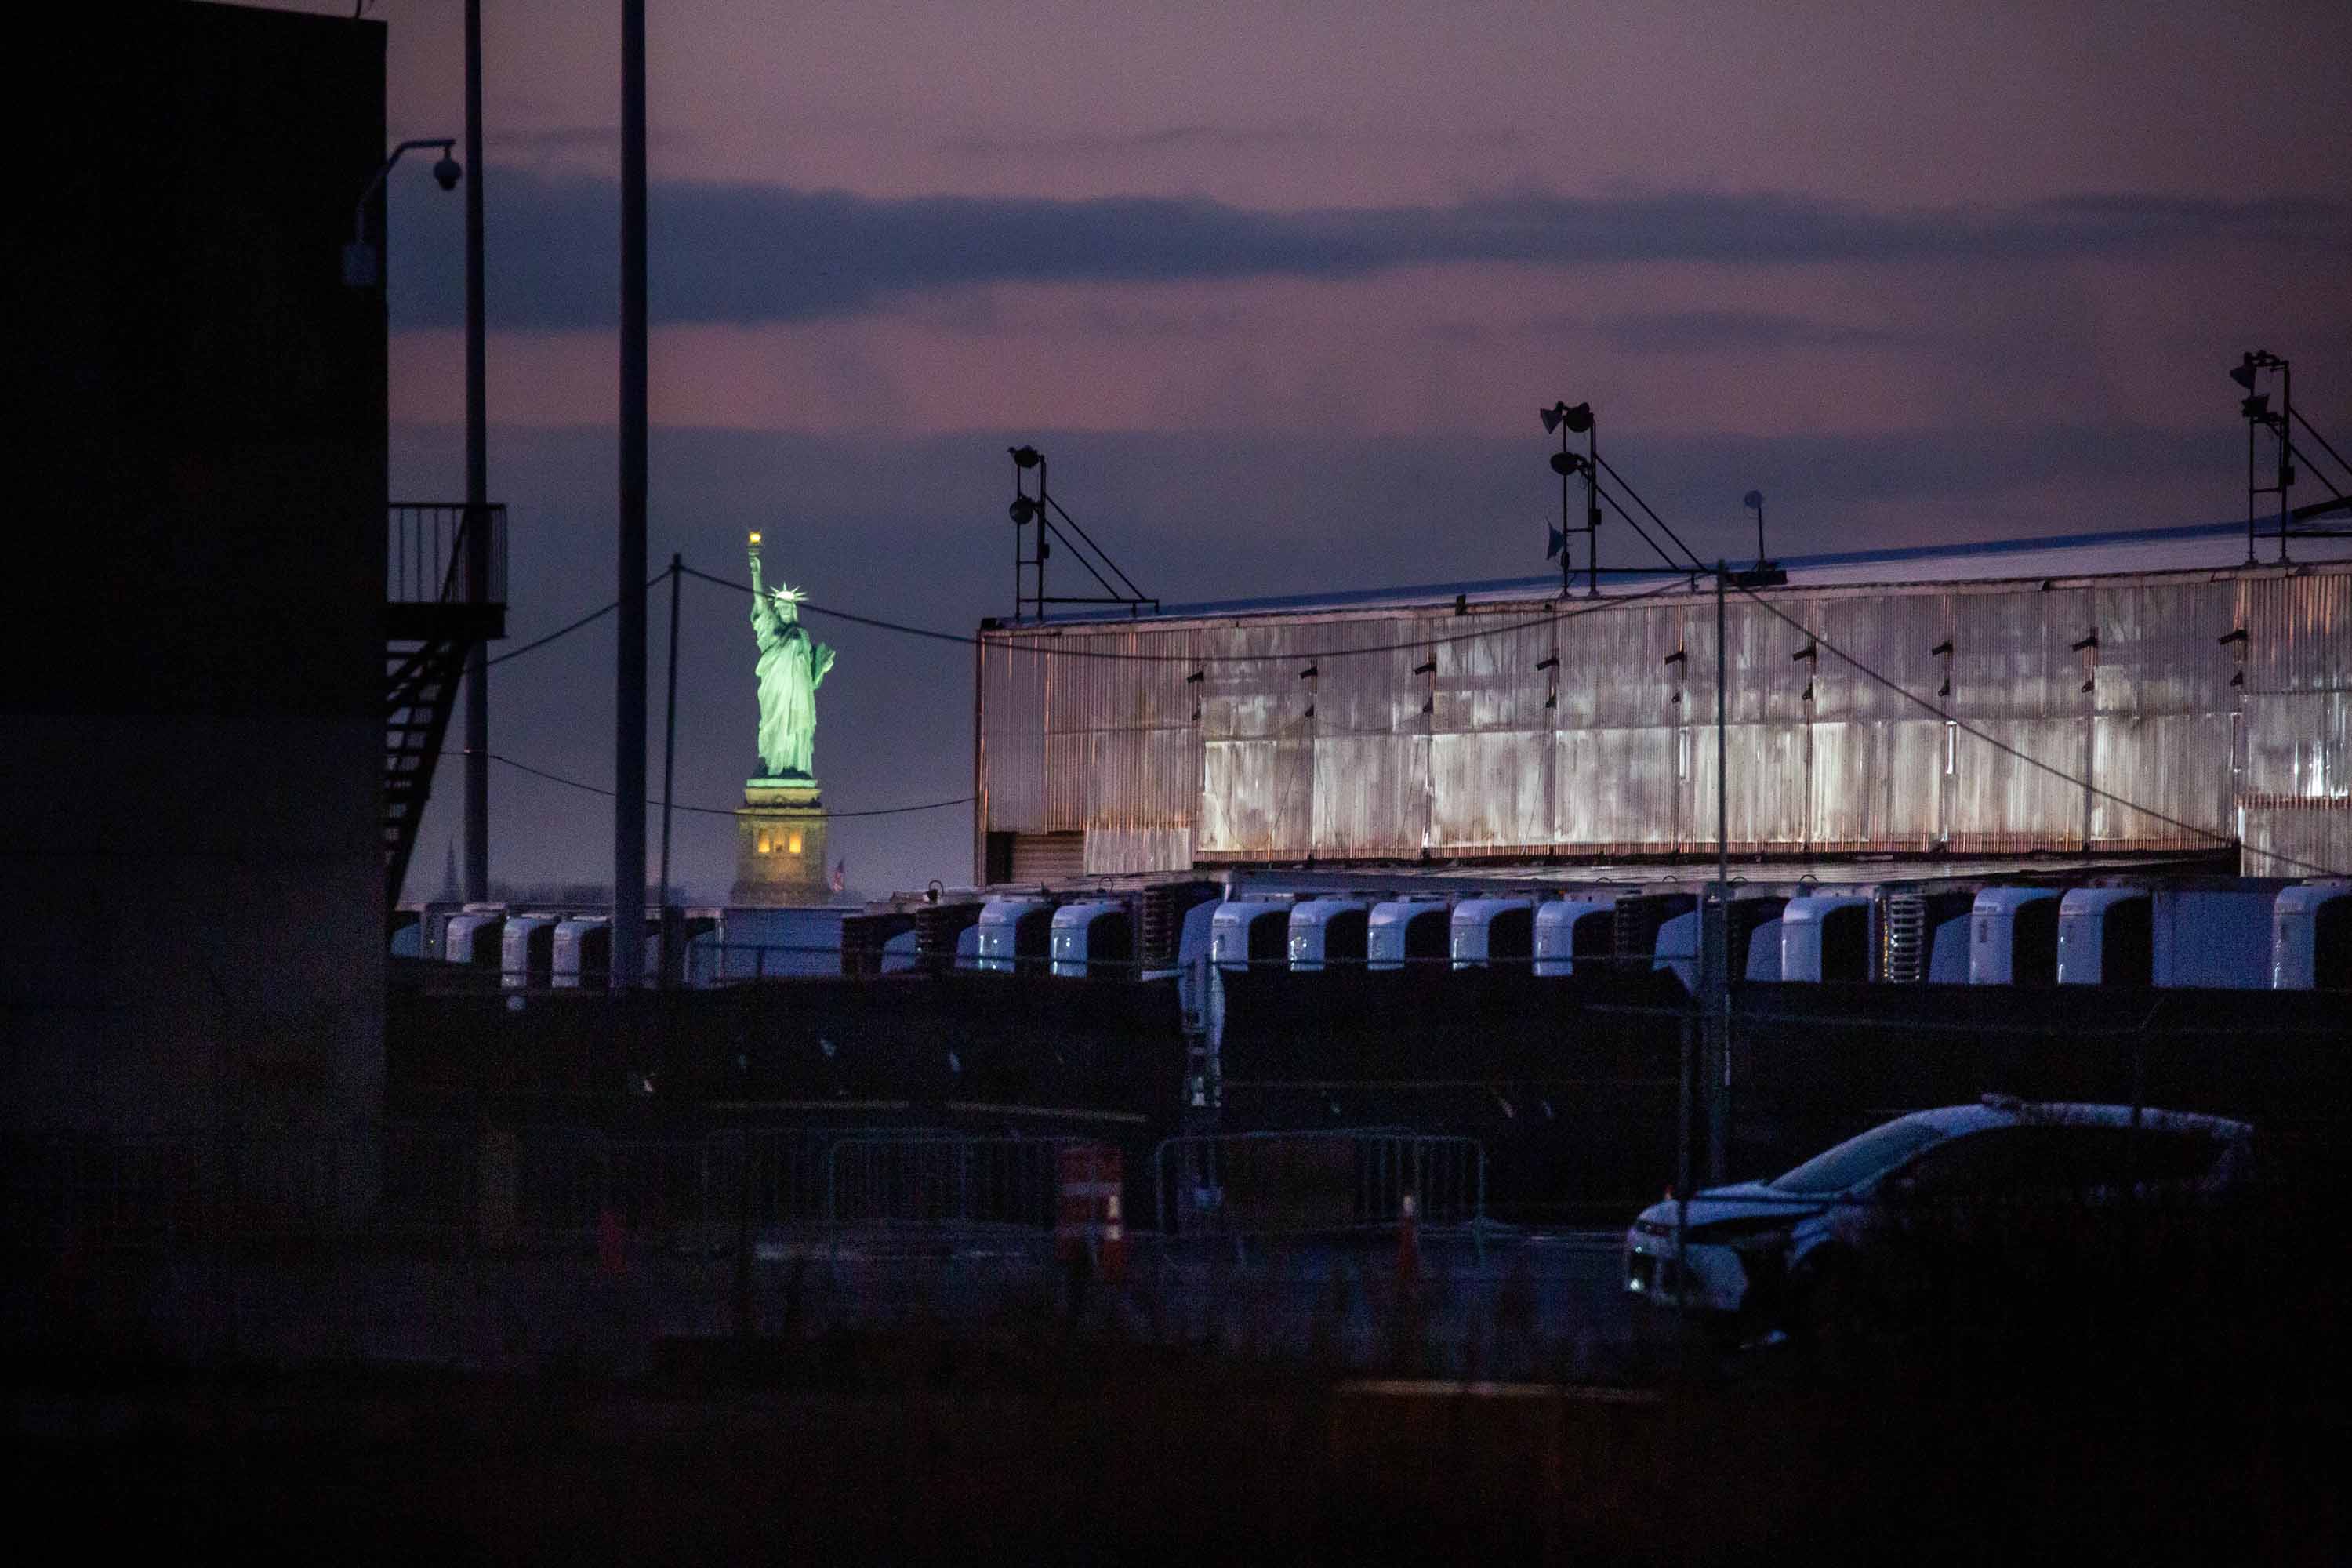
(1152, 1130), (1486, 1258)
(825, 1135), (1076, 1231)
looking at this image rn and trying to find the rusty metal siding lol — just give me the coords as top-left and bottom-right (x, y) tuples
(1084, 826), (1194, 875)
(1198, 622), (1314, 855)
(1559, 727), (1676, 848)
(1312, 618), (1431, 858)
(2246, 572), (2352, 695)
(978, 637), (1049, 833)
(1428, 613), (1552, 848)
(977, 564), (2352, 873)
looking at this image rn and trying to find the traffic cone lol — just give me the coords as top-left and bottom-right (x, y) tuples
(1102, 1192), (1127, 1284)
(1396, 1191), (1420, 1290)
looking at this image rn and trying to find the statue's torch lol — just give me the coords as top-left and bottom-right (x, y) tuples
(747, 531), (763, 591)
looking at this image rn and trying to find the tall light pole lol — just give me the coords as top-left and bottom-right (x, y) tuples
(1540, 402), (1599, 596)
(462, 0), (491, 904)
(612, 0), (648, 989)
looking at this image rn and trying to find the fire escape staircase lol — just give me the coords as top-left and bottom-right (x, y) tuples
(385, 503), (506, 904)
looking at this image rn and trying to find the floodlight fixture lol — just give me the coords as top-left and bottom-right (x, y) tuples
(1010, 445), (1042, 470)
(1008, 496), (1037, 524)
(343, 136), (460, 289)
(1550, 451), (1587, 477)
(1562, 401), (1593, 434)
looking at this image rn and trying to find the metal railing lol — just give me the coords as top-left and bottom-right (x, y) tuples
(389, 501), (507, 607)
(826, 1136), (1078, 1230)
(1152, 1130), (1486, 1258)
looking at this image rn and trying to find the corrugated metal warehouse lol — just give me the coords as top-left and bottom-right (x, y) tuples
(972, 521), (2352, 884)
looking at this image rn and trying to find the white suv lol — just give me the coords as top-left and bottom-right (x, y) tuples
(1623, 1097), (2256, 1347)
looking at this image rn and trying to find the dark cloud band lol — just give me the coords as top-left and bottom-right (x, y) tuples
(389, 177), (2347, 331)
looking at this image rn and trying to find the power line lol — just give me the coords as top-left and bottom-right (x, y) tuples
(677, 562), (1690, 663)
(1728, 582), (2347, 880)
(470, 750), (970, 820)
(485, 568), (673, 668)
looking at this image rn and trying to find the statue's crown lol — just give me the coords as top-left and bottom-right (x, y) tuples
(769, 583), (807, 604)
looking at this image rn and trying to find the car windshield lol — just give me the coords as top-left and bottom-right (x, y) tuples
(1769, 1117), (1951, 1195)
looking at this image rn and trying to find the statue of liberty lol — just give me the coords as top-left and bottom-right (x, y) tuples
(747, 536), (835, 781)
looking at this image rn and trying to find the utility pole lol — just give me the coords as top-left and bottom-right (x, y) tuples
(612, 0), (648, 989)
(658, 555), (681, 985)
(461, 0), (490, 902)
(1709, 561), (1731, 1181)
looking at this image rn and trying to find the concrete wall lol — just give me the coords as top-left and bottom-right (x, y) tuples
(2, 5), (389, 1134)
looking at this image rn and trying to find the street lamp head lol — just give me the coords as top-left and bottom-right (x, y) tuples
(1743, 490), (1765, 513)
(432, 151), (463, 191)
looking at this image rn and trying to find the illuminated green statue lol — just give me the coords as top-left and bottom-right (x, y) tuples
(747, 537), (835, 781)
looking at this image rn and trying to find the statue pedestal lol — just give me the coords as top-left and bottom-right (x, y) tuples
(729, 779), (831, 907)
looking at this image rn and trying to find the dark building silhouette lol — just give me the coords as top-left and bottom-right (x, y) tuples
(5, 4), (392, 1137)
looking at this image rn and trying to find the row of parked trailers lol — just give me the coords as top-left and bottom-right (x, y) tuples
(958, 876), (2352, 991)
(398, 906), (721, 988)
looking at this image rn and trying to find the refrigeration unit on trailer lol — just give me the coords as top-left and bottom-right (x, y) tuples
(1780, 891), (1881, 983)
(1287, 896), (1377, 971)
(1050, 898), (1134, 978)
(1367, 895), (1454, 971)
(441, 906), (506, 969)
(1969, 887), (2062, 984)
(551, 916), (611, 989)
(1533, 895), (1618, 978)
(2274, 880), (2352, 989)
(2056, 887), (2151, 986)
(1450, 897), (1535, 970)
(1210, 897), (1297, 973)
(499, 914), (560, 989)
(975, 895), (1056, 974)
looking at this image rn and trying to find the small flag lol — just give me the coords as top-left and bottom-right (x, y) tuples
(830, 859), (847, 893)
(1547, 526), (1566, 560)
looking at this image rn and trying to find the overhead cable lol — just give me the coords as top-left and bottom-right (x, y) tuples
(677, 562), (1690, 663)
(484, 567), (674, 668)
(470, 750), (971, 820)
(1730, 583), (2346, 880)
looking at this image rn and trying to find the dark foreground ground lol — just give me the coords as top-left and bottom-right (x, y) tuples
(11, 1337), (2343, 1566)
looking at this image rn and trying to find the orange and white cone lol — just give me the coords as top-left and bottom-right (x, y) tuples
(1396, 1191), (1420, 1290)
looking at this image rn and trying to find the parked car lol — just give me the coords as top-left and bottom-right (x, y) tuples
(1623, 1097), (2257, 1352)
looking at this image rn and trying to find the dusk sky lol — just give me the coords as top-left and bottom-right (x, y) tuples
(312, 0), (2352, 901)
